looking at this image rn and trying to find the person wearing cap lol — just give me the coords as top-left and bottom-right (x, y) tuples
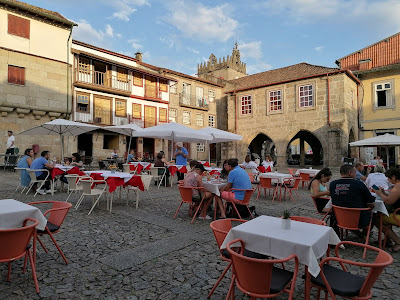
(183, 163), (214, 220)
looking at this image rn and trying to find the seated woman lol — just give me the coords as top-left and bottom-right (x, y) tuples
(67, 153), (83, 168)
(154, 152), (171, 186)
(242, 155), (258, 173)
(309, 168), (332, 213)
(261, 155), (274, 170)
(365, 164), (389, 190)
(17, 148), (35, 188)
(375, 167), (400, 252)
(220, 160), (229, 180)
(183, 164), (214, 220)
(188, 160), (198, 172)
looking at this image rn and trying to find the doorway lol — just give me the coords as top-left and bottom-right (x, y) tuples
(78, 133), (93, 157)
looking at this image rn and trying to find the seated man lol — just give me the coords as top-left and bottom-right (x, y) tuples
(30, 150), (54, 195)
(127, 149), (137, 162)
(354, 162), (371, 182)
(111, 149), (118, 158)
(330, 164), (375, 237)
(216, 158), (252, 218)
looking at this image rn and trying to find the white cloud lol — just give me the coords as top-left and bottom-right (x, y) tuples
(73, 20), (120, 46)
(128, 39), (143, 50)
(164, 1), (239, 42)
(187, 47), (199, 54)
(239, 41), (262, 59)
(314, 46), (324, 52)
(247, 62), (273, 75)
(160, 36), (175, 48)
(110, 0), (150, 21)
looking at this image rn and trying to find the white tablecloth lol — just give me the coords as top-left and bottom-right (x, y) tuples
(202, 181), (227, 196)
(296, 169), (320, 176)
(84, 171), (133, 183)
(325, 198), (389, 216)
(204, 167), (222, 173)
(0, 199), (47, 230)
(54, 164), (75, 172)
(221, 215), (340, 277)
(259, 172), (292, 183)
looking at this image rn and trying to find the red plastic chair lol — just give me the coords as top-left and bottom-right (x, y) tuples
(290, 216), (327, 226)
(383, 207), (400, 249)
(299, 172), (311, 188)
(257, 177), (278, 201)
(282, 177), (301, 202)
(332, 205), (373, 259)
(288, 168), (299, 177)
(226, 238), (298, 300)
(28, 201), (72, 264)
(224, 188), (255, 220)
(306, 241), (393, 300)
(0, 218), (40, 293)
(174, 186), (206, 223)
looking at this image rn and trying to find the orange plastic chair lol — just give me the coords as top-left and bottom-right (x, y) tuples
(225, 188), (255, 220)
(299, 172), (311, 188)
(290, 216), (327, 226)
(257, 177), (278, 201)
(282, 177), (301, 202)
(0, 218), (40, 293)
(174, 186), (206, 223)
(383, 207), (400, 249)
(28, 201), (72, 264)
(288, 168), (299, 177)
(306, 241), (393, 300)
(226, 238), (298, 300)
(332, 205), (373, 259)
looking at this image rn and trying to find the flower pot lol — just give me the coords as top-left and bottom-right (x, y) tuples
(281, 218), (291, 230)
(111, 170), (116, 174)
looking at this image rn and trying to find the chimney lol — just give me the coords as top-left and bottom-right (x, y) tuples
(135, 51), (143, 62)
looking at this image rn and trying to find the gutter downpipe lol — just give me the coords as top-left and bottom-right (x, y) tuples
(327, 74), (331, 127)
(67, 26), (73, 120)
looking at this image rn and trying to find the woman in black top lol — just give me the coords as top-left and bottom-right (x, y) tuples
(154, 152), (170, 186)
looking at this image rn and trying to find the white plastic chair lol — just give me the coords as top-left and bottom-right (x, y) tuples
(125, 175), (155, 209)
(150, 167), (167, 188)
(75, 178), (107, 215)
(14, 167), (28, 193)
(26, 169), (50, 197)
(65, 174), (86, 202)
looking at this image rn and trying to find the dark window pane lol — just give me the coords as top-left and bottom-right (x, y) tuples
(377, 91), (386, 106)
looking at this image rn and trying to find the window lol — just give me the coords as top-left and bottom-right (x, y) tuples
(208, 115), (216, 127)
(115, 99), (127, 117)
(269, 90), (282, 111)
(103, 135), (119, 150)
(78, 57), (90, 73)
(170, 81), (177, 94)
(133, 71), (143, 86)
(159, 79), (168, 92)
(196, 87), (204, 107)
(8, 14), (30, 39)
(159, 108), (167, 122)
(117, 68), (128, 83)
(375, 82), (393, 107)
(209, 90), (215, 102)
(241, 95), (252, 115)
(76, 93), (90, 113)
(299, 84), (313, 108)
(169, 108), (177, 122)
(132, 103), (141, 119)
(8, 65), (25, 86)
(182, 83), (191, 105)
(197, 143), (205, 152)
(183, 111), (191, 124)
(196, 113), (203, 126)
(144, 106), (157, 128)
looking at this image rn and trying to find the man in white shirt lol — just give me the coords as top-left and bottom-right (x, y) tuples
(111, 149), (118, 158)
(6, 130), (15, 155)
(365, 164), (389, 190)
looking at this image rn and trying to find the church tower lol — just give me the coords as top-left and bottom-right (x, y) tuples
(197, 43), (247, 81)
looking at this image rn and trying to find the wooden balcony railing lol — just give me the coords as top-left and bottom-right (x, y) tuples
(74, 69), (131, 94)
(144, 88), (162, 100)
(179, 93), (209, 110)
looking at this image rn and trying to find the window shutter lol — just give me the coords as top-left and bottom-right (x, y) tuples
(132, 104), (141, 119)
(159, 108), (167, 122)
(8, 14), (30, 39)
(159, 80), (168, 92)
(133, 72), (143, 86)
(8, 65), (25, 85)
(386, 89), (393, 106)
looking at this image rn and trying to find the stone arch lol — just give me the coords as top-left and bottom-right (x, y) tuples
(348, 128), (357, 158)
(287, 130), (324, 166)
(248, 133), (276, 164)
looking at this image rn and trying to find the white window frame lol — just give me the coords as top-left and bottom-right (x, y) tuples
(196, 113), (203, 127)
(182, 111), (191, 124)
(374, 81), (394, 109)
(208, 115), (216, 128)
(170, 81), (177, 94)
(269, 89), (282, 112)
(208, 89), (215, 102)
(197, 143), (205, 152)
(169, 108), (177, 122)
(240, 95), (252, 115)
(299, 84), (313, 108)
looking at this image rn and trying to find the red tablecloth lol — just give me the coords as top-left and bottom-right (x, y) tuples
(168, 165), (188, 177)
(257, 166), (271, 173)
(50, 167), (85, 179)
(89, 173), (144, 193)
(129, 163), (151, 174)
(199, 161), (210, 167)
(209, 170), (221, 176)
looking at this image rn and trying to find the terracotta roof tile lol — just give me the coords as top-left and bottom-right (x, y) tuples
(228, 63), (339, 92)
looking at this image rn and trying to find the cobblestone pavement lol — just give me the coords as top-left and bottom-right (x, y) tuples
(0, 170), (398, 299)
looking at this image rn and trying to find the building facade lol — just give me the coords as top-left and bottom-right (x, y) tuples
(0, 0), (75, 157)
(337, 32), (400, 166)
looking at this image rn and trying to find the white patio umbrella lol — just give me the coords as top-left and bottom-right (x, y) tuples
(19, 119), (100, 160)
(197, 127), (243, 161)
(103, 124), (143, 163)
(131, 122), (213, 160)
(349, 133), (400, 167)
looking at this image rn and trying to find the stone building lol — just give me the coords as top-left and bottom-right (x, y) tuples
(0, 0), (75, 157)
(336, 32), (400, 166)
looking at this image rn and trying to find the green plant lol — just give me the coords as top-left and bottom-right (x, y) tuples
(282, 209), (291, 219)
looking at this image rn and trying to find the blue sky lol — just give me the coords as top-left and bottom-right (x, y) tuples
(26, 0), (400, 75)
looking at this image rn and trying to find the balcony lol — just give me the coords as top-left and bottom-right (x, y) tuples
(179, 93), (209, 111)
(74, 69), (132, 96)
(144, 88), (162, 101)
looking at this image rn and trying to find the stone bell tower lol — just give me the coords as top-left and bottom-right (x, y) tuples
(198, 43), (247, 81)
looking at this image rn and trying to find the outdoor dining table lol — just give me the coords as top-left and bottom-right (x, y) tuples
(296, 168), (320, 176)
(128, 162), (151, 174)
(202, 179), (227, 197)
(259, 172), (291, 183)
(0, 199), (47, 230)
(221, 215), (340, 298)
(204, 167), (222, 176)
(48, 164), (85, 194)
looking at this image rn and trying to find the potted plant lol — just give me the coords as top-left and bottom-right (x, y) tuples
(109, 164), (118, 174)
(281, 209), (291, 230)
